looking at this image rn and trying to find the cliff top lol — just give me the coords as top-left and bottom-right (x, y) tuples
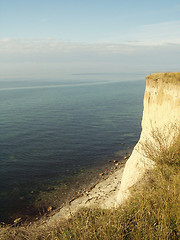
(146, 72), (180, 85)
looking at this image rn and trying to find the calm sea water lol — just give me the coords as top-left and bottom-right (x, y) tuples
(0, 79), (145, 222)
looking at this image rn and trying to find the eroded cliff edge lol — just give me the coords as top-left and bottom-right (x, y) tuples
(38, 73), (180, 226)
(117, 72), (180, 204)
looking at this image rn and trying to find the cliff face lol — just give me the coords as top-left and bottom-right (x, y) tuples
(117, 72), (180, 204)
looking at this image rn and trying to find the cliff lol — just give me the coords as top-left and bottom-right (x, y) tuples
(117, 72), (180, 204)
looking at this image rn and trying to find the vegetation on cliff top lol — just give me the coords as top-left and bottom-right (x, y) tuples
(0, 126), (180, 239)
(146, 72), (180, 84)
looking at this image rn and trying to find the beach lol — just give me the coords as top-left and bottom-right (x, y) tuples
(26, 159), (127, 229)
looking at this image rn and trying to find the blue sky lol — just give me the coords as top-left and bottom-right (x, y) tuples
(0, 0), (180, 81)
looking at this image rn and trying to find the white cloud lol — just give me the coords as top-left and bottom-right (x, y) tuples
(132, 20), (180, 45)
(0, 37), (178, 58)
(0, 38), (180, 80)
(103, 20), (180, 46)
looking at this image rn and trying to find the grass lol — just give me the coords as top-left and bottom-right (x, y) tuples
(146, 72), (180, 84)
(0, 126), (180, 240)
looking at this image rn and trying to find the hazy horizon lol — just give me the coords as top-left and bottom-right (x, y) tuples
(1, 0), (180, 81)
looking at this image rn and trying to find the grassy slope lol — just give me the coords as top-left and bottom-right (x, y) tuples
(1, 127), (180, 240)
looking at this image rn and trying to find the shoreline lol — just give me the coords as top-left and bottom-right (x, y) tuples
(0, 79), (144, 225)
(4, 157), (128, 227)
(1, 148), (131, 225)
(39, 160), (127, 228)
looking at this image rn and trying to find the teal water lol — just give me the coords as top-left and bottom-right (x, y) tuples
(0, 79), (145, 222)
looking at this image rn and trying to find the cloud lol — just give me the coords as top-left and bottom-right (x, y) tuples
(0, 38), (180, 80)
(0, 37), (179, 58)
(0, 38), (129, 54)
(103, 20), (180, 46)
(133, 20), (180, 45)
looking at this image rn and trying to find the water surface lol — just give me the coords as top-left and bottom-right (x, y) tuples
(0, 79), (145, 222)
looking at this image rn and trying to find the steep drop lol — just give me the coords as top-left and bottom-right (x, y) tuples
(117, 72), (180, 204)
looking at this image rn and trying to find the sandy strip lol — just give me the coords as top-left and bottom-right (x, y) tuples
(43, 164), (125, 227)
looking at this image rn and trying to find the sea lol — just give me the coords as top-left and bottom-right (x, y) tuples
(0, 78), (145, 223)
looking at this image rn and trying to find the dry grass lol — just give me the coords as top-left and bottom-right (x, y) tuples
(1, 126), (180, 240)
(146, 72), (180, 85)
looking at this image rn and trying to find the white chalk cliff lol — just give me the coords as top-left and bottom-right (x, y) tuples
(44, 73), (180, 226)
(117, 72), (180, 204)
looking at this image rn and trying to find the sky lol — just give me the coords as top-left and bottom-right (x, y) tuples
(0, 0), (180, 81)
